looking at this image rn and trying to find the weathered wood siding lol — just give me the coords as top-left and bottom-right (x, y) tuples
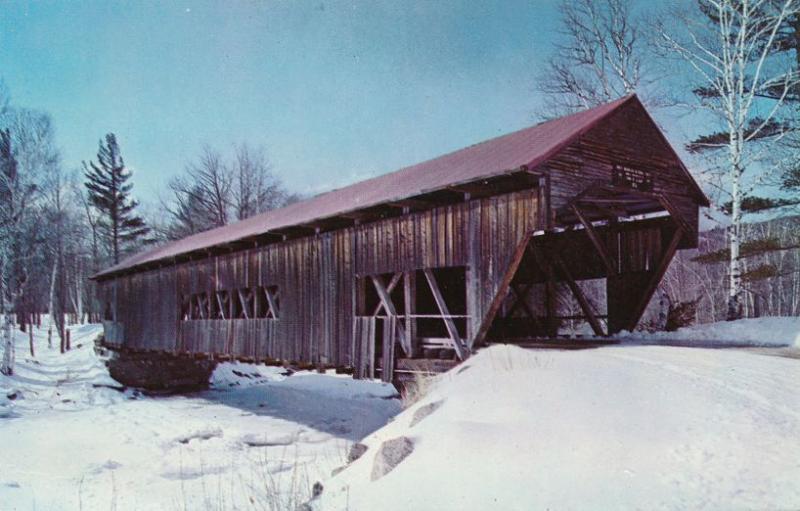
(545, 100), (700, 246)
(99, 188), (541, 367)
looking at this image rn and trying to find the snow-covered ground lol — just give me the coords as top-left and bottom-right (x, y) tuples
(2, 318), (799, 510)
(0, 323), (399, 510)
(619, 316), (800, 348)
(317, 320), (800, 511)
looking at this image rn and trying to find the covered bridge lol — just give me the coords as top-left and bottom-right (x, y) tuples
(94, 95), (708, 383)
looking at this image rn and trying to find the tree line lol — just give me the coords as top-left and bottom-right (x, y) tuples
(0, 88), (297, 375)
(3, 0), (800, 374)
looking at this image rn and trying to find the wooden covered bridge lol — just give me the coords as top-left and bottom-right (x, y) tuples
(94, 95), (708, 384)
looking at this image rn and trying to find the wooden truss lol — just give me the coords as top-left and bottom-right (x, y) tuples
(184, 285), (279, 321)
(470, 212), (685, 345)
(365, 270), (468, 360)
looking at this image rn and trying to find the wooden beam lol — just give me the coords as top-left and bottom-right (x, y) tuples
(403, 271), (416, 357)
(371, 273), (402, 316)
(552, 253), (605, 336)
(508, 282), (545, 334)
(370, 275), (410, 356)
(626, 226), (684, 331)
(507, 282), (535, 320)
(381, 317), (397, 383)
(387, 198), (431, 209)
(264, 287), (279, 319)
(657, 194), (693, 235)
(531, 243), (559, 337)
(215, 292), (226, 320)
(471, 232), (533, 349)
(572, 205), (617, 275)
(422, 269), (467, 360)
(238, 289), (250, 319)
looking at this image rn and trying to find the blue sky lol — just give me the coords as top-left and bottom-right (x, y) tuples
(0, 0), (568, 201)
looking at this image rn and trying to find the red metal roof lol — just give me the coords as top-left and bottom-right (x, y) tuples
(97, 95), (695, 278)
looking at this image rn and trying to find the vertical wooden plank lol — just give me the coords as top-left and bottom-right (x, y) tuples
(381, 316), (396, 383)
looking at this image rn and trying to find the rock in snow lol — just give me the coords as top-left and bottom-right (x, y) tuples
(409, 399), (443, 427)
(320, 325), (800, 511)
(347, 442), (369, 463)
(371, 436), (414, 481)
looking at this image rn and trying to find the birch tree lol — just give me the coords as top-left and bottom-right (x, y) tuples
(0, 109), (55, 373)
(0, 129), (21, 375)
(657, 0), (800, 320)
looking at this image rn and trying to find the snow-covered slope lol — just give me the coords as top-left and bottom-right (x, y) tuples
(620, 316), (800, 348)
(0, 323), (399, 510)
(318, 342), (800, 511)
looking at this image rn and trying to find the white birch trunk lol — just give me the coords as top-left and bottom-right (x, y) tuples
(1, 257), (14, 376)
(47, 259), (57, 349)
(727, 156), (743, 319)
(1, 311), (13, 376)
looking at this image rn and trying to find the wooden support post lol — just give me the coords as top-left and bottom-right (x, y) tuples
(626, 226), (684, 331)
(381, 316), (396, 383)
(572, 205), (617, 275)
(472, 233), (533, 348)
(531, 243), (559, 337)
(552, 253), (606, 337)
(422, 269), (467, 360)
(253, 285), (260, 319)
(403, 271), (417, 357)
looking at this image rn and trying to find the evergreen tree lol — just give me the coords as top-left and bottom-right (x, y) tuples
(83, 134), (149, 264)
(659, 0), (800, 320)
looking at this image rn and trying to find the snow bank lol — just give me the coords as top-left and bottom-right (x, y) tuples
(620, 316), (800, 348)
(317, 344), (800, 511)
(0, 323), (125, 416)
(0, 324), (400, 510)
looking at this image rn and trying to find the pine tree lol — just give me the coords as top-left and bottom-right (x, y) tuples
(83, 134), (149, 264)
(658, 0), (800, 320)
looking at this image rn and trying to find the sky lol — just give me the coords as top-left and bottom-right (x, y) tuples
(0, 0), (568, 202)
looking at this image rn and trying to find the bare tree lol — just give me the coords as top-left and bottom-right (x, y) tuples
(0, 109), (57, 373)
(656, 0), (800, 320)
(232, 143), (287, 220)
(536, 0), (653, 115)
(163, 143), (299, 240)
(164, 146), (231, 238)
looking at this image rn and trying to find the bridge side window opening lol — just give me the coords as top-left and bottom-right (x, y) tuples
(355, 266), (469, 355)
(181, 286), (279, 320)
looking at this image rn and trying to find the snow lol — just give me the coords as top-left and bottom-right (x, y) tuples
(318, 340), (800, 510)
(0, 323), (400, 510)
(620, 316), (800, 348)
(2, 318), (799, 510)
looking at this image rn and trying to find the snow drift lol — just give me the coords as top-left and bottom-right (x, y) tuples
(317, 341), (800, 510)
